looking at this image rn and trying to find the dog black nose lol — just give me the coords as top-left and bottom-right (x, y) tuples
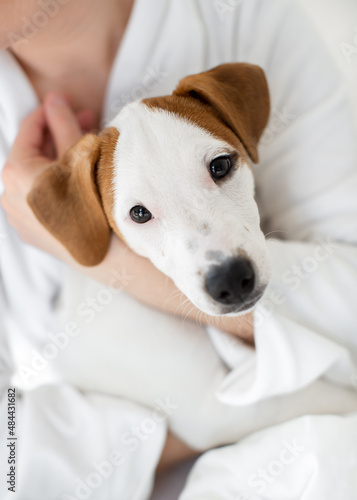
(205, 258), (255, 305)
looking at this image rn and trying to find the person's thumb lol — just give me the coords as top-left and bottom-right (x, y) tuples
(8, 106), (47, 164)
(44, 91), (83, 156)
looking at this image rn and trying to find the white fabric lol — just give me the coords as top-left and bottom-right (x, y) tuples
(47, 269), (357, 452)
(179, 413), (357, 500)
(0, 52), (62, 349)
(0, 385), (166, 500)
(0, 0), (357, 498)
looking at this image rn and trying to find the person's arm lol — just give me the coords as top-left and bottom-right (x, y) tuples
(0, 93), (253, 341)
(75, 234), (254, 340)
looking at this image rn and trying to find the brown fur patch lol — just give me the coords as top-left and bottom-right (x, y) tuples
(27, 134), (112, 266)
(143, 63), (270, 164)
(144, 94), (248, 161)
(96, 127), (124, 240)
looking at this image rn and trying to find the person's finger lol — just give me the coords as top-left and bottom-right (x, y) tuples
(41, 127), (57, 160)
(8, 106), (47, 163)
(40, 110), (94, 160)
(44, 91), (83, 156)
(76, 109), (95, 133)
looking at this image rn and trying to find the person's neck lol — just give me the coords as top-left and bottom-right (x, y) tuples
(9, 0), (133, 125)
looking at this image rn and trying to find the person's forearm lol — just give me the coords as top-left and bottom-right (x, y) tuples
(157, 432), (200, 474)
(69, 235), (254, 342)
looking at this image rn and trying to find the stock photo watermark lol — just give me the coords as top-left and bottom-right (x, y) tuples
(247, 438), (305, 494)
(213, 0), (244, 21)
(18, 267), (134, 385)
(61, 397), (179, 500)
(255, 236), (337, 327)
(108, 65), (169, 124)
(235, 494), (256, 500)
(7, 0), (72, 48)
(260, 107), (296, 149)
(4, 388), (17, 493)
(340, 26), (357, 64)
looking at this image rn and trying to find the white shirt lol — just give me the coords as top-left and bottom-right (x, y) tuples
(1, 0), (357, 498)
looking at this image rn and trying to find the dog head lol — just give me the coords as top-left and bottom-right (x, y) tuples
(28, 63), (271, 316)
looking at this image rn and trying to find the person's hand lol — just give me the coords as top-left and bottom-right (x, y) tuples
(1, 92), (94, 259)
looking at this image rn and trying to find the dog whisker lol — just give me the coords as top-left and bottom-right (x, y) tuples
(196, 310), (205, 328)
(183, 300), (195, 317)
(240, 314), (254, 327)
(183, 305), (198, 323)
(264, 229), (289, 238)
(162, 288), (184, 307)
(167, 288), (182, 299)
(175, 297), (191, 317)
(173, 300), (185, 316)
(204, 312), (211, 328)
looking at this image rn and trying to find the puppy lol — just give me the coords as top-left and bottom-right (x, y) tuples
(28, 63), (271, 316)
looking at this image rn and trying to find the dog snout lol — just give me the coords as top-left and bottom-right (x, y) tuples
(204, 257), (255, 306)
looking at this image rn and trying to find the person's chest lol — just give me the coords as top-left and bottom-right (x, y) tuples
(22, 65), (111, 131)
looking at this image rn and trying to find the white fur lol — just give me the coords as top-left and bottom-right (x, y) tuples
(110, 102), (271, 315)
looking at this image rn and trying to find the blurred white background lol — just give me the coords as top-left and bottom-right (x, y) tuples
(299, 0), (357, 119)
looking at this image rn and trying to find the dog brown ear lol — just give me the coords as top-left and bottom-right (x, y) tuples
(174, 63), (270, 162)
(27, 133), (111, 266)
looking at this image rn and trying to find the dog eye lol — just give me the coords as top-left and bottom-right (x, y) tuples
(130, 205), (152, 223)
(210, 156), (232, 180)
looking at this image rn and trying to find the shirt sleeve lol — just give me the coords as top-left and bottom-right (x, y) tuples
(205, 0), (357, 403)
(0, 383), (166, 500)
